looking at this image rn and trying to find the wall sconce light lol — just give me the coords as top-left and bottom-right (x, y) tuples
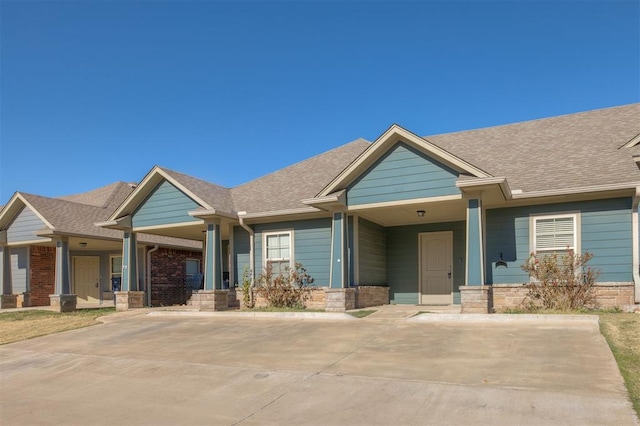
(417, 210), (426, 218)
(79, 242), (87, 248)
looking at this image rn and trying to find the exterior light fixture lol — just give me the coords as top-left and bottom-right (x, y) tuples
(417, 210), (426, 218)
(79, 242), (87, 248)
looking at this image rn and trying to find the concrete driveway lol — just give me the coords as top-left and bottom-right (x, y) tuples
(0, 310), (637, 426)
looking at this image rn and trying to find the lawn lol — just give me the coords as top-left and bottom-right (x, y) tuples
(0, 308), (116, 345)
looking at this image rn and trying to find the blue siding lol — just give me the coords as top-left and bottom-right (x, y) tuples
(132, 180), (200, 228)
(10, 247), (28, 293)
(255, 218), (332, 287)
(466, 199), (483, 286)
(6, 207), (49, 243)
(347, 142), (460, 206)
(358, 217), (387, 285)
(233, 226), (251, 285)
(387, 222), (466, 304)
(486, 198), (633, 284)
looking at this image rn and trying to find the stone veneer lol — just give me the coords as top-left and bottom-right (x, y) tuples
(460, 285), (492, 313)
(491, 282), (636, 312)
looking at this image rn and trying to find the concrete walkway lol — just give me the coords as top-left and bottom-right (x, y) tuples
(1, 306), (637, 425)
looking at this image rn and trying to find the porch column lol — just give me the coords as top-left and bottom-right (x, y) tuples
(50, 236), (76, 312)
(1, 231), (17, 309)
(204, 221), (222, 291)
(465, 198), (485, 286)
(330, 212), (348, 288)
(122, 231), (138, 292)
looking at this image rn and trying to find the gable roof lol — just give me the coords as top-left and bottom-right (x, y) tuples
(426, 103), (640, 195)
(230, 139), (371, 214)
(0, 182), (200, 248)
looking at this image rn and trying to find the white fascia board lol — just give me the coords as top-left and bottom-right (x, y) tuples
(188, 209), (237, 220)
(318, 124), (490, 197)
(155, 168), (215, 211)
(456, 177), (512, 200)
(621, 133), (640, 149)
(0, 193), (56, 230)
(301, 190), (347, 211)
(237, 207), (321, 220)
(511, 182), (639, 199)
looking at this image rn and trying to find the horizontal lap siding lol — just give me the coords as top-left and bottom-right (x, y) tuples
(347, 143), (460, 206)
(233, 226), (251, 286)
(387, 222), (466, 304)
(358, 218), (387, 285)
(254, 218), (332, 287)
(132, 180), (200, 228)
(486, 198), (633, 284)
(7, 207), (49, 243)
(10, 247), (28, 293)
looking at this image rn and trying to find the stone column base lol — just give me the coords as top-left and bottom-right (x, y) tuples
(460, 285), (492, 314)
(49, 294), (77, 313)
(191, 290), (228, 311)
(325, 288), (356, 312)
(1, 294), (18, 309)
(22, 292), (31, 308)
(115, 291), (145, 311)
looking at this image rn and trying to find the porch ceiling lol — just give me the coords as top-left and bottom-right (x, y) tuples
(351, 198), (468, 227)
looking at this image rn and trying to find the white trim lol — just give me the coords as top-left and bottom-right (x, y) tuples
(262, 230), (294, 274)
(632, 187), (640, 303)
(318, 124), (490, 198)
(6, 238), (51, 247)
(621, 133), (640, 149)
(132, 221), (204, 232)
(348, 195), (462, 211)
(238, 207), (319, 219)
(529, 212), (581, 255)
(0, 193), (56, 231)
(512, 182), (639, 199)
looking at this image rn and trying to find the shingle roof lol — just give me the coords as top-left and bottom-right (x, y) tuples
(159, 168), (236, 214)
(57, 181), (136, 208)
(426, 103), (640, 193)
(230, 139), (371, 213)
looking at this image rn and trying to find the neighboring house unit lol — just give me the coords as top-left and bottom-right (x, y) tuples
(0, 182), (203, 310)
(97, 103), (639, 312)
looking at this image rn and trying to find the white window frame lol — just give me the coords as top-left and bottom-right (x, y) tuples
(109, 255), (122, 280)
(530, 212), (580, 256)
(263, 230), (294, 274)
(186, 258), (202, 290)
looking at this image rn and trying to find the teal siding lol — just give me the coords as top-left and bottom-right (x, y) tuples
(466, 199), (483, 286)
(347, 143), (460, 206)
(132, 180), (200, 228)
(358, 217), (387, 285)
(233, 226), (251, 285)
(486, 198), (633, 284)
(255, 218), (332, 286)
(348, 216), (355, 286)
(6, 207), (49, 243)
(387, 221), (466, 304)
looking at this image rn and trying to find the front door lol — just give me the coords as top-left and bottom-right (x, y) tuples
(419, 231), (453, 304)
(74, 256), (100, 303)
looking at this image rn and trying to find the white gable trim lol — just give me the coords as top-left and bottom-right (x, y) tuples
(108, 166), (214, 221)
(621, 133), (640, 149)
(318, 124), (491, 197)
(0, 193), (56, 231)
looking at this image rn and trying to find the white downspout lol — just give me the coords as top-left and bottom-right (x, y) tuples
(632, 187), (640, 303)
(238, 213), (254, 285)
(147, 245), (159, 307)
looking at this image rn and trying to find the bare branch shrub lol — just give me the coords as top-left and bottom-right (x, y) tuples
(255, 262), (314, 309)
(520, 249), (600, 311)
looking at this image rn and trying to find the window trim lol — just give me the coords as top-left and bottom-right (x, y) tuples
(109, 255), (122, 280)
(262, 230), (294, 273)
(530, 212), (581, 256)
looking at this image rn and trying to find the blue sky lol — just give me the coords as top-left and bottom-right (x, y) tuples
(1, 0), (638, 204)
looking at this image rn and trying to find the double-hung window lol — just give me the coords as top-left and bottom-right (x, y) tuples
(110, 255), (122, 291)
(186, 258), (202, 291)
(532, 213), (579, 257)
(264, 231), (292, 274)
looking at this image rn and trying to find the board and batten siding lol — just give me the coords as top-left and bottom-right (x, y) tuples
(10, 247), (28, 293)
(386, 221), (466, 304)
(358, 217), (387, 285)
(6, 206), (49, 243)
(486, 197), (633, 284)
(347, 142), (460, 206)
(254, 218), (332, 287)
(132, 180), (201, 228)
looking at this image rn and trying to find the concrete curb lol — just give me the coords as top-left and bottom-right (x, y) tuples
(407, 313), (600, 324)
(147, 310), (357, 321)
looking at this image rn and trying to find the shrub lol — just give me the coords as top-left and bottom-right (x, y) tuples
(255, 262), (314, 309)
(241, 265), (254, 309)
(520, 249), (600, 311)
